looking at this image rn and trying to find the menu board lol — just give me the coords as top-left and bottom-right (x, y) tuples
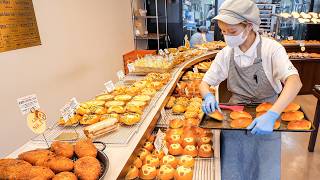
(0, 0), (41, 52)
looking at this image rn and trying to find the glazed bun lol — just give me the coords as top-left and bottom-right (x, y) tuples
(184, 118), (199, 127)
(166, 134), (182, 144)
(230, 111), (252, 120)
(144, 154), (160, 168)
(283, 103), (300, 112)
(198, 136), (212, 146)
(137, 148), (150, 161)
(281, 111), (304, 121)
(178, 155), (195, 168)
(174, 166), (193, 180)
(143, 141), (154, 152)
(256, 102), (273, 112)
(168, 143), (183, 156)
(198, 144), (213, 158)
(230, 118), (253, 128)
(161, 155), (178, 168)
(125, 166), (139, 180)
(140, 164), (157, 179)
(181, 137), (196, 147)
(158, 164), (175, 180)
(287, 119), (311, 130)
(169, 119), (184, 129)
(209, 111), (224, 121)
(183, 145), (198, 157)
(133, 157), (142, 168)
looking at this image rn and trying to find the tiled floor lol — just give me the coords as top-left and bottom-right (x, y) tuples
(282, 95), (320, 180)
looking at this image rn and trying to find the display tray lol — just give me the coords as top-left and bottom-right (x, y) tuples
(199, 103), (315, 132)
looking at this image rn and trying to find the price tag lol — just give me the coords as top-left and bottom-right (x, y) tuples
(104, 81), (115, 93)
(164, 49), (169, 54)
(154, 129), (165, 151)
(159, 49), (165, 56)
(288, 36), (294, 40)
(127, 63), (135, 73)
(27, 109), (47, 134)
(60, 97), (79, 121)
(163, 145), (169, 155)
(193, 67), (198, 73)
(17, 94), (40, 115)
(117, 70), (125, 80)
(301, 46), (306, 52)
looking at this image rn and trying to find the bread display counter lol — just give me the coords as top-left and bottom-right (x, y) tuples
(5, 49), (219, 180)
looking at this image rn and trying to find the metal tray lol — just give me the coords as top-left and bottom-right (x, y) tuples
(199, 103), (315, 132)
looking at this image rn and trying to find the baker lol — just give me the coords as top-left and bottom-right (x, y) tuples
(199, 0), (302, 179)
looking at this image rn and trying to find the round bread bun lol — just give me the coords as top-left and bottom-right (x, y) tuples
(125, 166), (139, 180)
(172, 104), (187, 114)
(178, 155), (195, 168)
(166, 128), (184, 136)
(166, 134), (182, 144)
(168, 143), (183, 156)
(283, 103), (300, 112)
(148, 135), (156, 143)
(209, 111), (224, 121)
(256, 111), (266, 117)
(230, 118), (253, 128)
(274, 120), (281, 129)
(287, 119), (311, 130)
(230, 111), (252, 120)
(256, 102), (273, 113)
(133, 157), (142, 168)
(140, 164), (157, 180)
(281, 111), (304, 121)
(161, 155), (178, 168)
(183, 145), (198, 157)
(184, 111), (198, 119)
(152, 149), (165, 160)
(198, 144), (213, 158)
(144, 154), (160, 168)
(169, 119), (184, 129)
(157, 164), (175, 180)
(143, 142), (154, 152)
(137, 148), (150, 161)
(184, 118), (199, 127)
(174, 166), (193, 180)
(182, 137), (196, 147)
(198, 136), (212, 146)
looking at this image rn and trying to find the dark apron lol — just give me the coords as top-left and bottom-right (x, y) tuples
(221, 36), (281, 180)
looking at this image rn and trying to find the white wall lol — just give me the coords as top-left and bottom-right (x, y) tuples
(0, 0), (134, 156)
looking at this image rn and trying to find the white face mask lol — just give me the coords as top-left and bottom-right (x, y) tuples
(224, 28), (248, 48)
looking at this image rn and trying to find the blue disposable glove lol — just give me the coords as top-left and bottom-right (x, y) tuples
(202, 93), (220, 114)
(247, 110), (280, 135)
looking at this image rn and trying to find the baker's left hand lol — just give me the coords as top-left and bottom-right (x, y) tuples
(247, 110), (280, 135)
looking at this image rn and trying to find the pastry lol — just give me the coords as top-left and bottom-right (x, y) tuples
(230, 111), (252, 120)
(107, 105), (125, 114)
(186, 105), (200, 112)
(80, 114), (100, 125)
(168, 143), (183, 156)
(281, 111), (304, 121)
(184, 111), (198, 119)
(28, 166), (55, 179)
(172, 104), (186, 114)
(133, 95), (151, 102)
(148, 134), (156, 143)
(182, 137), (196, 147)
(198, 144), (213, 158)
(144, 154), (160, 167)
(166, 96), (176, 109)
(18, 149), (54, 165)
(126, 86), (141, 96)
(184, 118), (199, 127)
(256, 102), (273, 112)
(166, 134), (182, 144)
(283, 103), (300, 112)
(158, 164), (175, 180)
(133, 157), (143, 169)
(120, 113), (141, 125)
(174, 166), (193, 180)
(100, 113), (119, 121)
(74, 139), (97, 158)
(126, 100), (146, 114)
(147, 81), (164, 90)
(105, 100), (125, 107)
(230, 118), (253, 128)
(183, 145), (198, 157)
(141, 88), (157, 97)
(169, 119), (184, 129)
(125, 166), (139, 180)
(0, 159), (32, 179)
(74, 156), (101, 180)
(256, 111), (266, 117)
(287, 119), (311, 130)
(175, 97), (189, 107)
(152, 149), (165, 160)
(178, 155), (195, 168)
(166, 128), (184, 136)
(143, 141), (154, 152)
(76, 106), (90, 115)
(161, 155), (178, 168)
(140, 164), (157, 179)
(52, 172), (77, 180)
(138, 148), (150, 161)
(58, 114), (82, 126)
(95, 94), (114, 101)
(114, 94), (132, 102)
(50, 141), (74, 158)
(83, 118), (119, 139)
(209, 111), (224, 121)
(36, 155), (74, 173)
(198, 136), (212, 146)
(274, 120), (281, 129)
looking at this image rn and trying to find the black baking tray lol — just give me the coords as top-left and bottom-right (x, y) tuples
(199, 103), (315, 132)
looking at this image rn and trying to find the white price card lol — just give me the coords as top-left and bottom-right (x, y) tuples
(193, 67), (198, 73)
(117, 70), (125, 80)
(17, 94), (40, 115)
(288, 36), (294, 40)
(60, 97), (79, 121)
(127, 63), (135, 73)
(159, 49), (165, 56)
(154, 129), (165, 151)
(104, 81), (115, 93)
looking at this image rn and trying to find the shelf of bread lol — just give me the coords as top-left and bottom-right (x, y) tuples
(280, 40), (320, 47)
(288, 52), (320, 60)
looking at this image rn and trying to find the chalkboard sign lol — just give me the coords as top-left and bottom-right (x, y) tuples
(0, 0), (41, 52)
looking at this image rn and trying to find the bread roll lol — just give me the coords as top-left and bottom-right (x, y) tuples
(283, 103), (300, 112)
(230, 118), (253, 128)
(256, 111), (266, 117)
(281, 111), (304, 121)
(230, 111), (252, 120)
(209, 111), (224, 121)
(287, 119), (311, 130)
(83, 118), (119, 139)
(274, 120), (281, 129)
(169, 119), (184, 129)
(256, 102), (273, 112)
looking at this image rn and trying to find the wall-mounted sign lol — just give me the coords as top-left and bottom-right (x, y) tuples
(0, 0), (41, 53)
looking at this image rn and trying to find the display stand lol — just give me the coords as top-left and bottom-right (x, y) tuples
(308, 85), (320, 152)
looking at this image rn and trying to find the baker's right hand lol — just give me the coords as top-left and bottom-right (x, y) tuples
(202, 93), (219, 114)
